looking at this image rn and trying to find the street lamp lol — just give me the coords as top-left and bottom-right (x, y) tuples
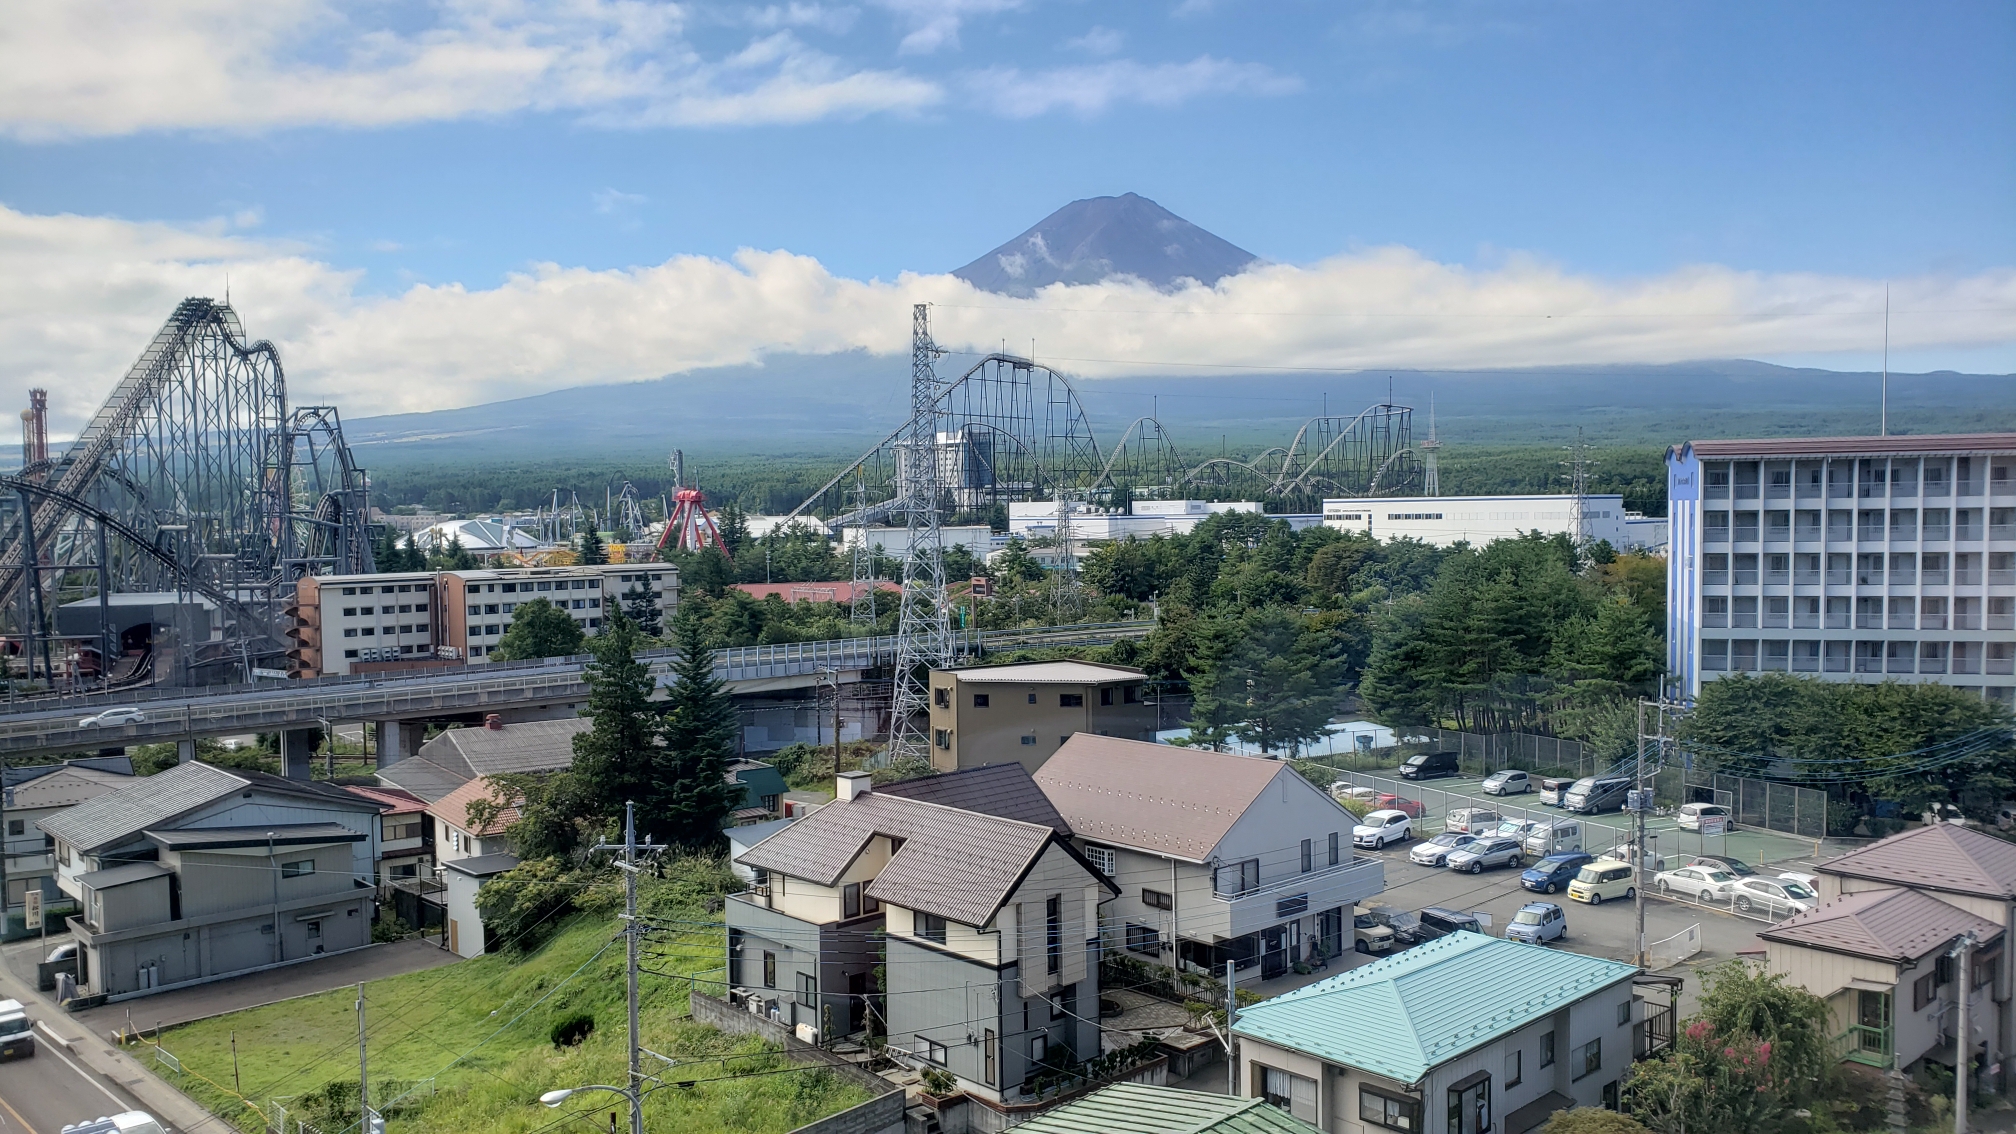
(540, 1082), (645, 1134)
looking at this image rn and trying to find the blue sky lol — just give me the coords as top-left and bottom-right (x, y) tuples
(1, 0), (2011, 423)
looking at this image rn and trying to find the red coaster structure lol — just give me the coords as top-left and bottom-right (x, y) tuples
(655, 449), (732, 560)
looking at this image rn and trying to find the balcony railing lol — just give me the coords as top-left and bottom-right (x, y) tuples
(1212, 856), (1384, 938)
(1834, 1024), (1892, 1069)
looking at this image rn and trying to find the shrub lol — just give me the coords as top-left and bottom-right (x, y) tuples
(920, 1067), (958, 1096)
(1541, 1109), (1652, 1134)
(549, 1012), (595, 1047)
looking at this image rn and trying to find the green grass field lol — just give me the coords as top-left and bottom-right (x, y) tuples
(151, 900), (871, 1133)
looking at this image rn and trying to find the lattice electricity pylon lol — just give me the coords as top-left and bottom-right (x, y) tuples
(0, 298), (371, 686)
(780, 352), (1105, 531)
(848, 472), (878, 625)
(888, 304), (957, 762)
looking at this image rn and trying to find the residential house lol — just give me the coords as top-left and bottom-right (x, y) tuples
(1034, 736), (1384, 979)
(1011, 1081), (1324, 1134)
(730, 770), (1118, 1122)
(375, 714), (587, 802)
(1763, 823), (2015, 1088)
(343, 785), (433, 888)
(443, 852), (520, 958)
(927, 661), (1160, 774)
(1233, 932), (1644, 1132)
(726, 759), (789, 826)
(5, 763), (133, 912)
(1758, 888), (2003, 1081)
(37, 763), (384, 999)
(426, 778), (518, 867)
(728, 818), (794, 885)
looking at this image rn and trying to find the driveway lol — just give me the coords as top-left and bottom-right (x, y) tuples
(4, 938), (459, 1035)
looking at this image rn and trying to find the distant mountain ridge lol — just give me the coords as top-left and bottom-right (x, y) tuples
(952, 192), (1258, 296)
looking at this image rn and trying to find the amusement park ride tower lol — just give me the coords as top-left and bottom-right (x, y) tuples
(655, 449), (731, 559)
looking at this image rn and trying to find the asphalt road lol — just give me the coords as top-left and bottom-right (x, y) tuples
(0, 1028), (157, 1134)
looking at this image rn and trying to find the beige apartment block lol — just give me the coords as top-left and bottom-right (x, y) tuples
(926, 660), (1158, 773)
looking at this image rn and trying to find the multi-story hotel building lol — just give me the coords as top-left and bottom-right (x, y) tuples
(289, 564), (677, 676)
(1667, 434), (2015, 704)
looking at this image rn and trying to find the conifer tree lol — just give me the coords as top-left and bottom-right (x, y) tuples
(578, 527), (608, 565)
(569, 609), (660, 827)
(652, 605), (743, 846)
(623, 582), (662, 637)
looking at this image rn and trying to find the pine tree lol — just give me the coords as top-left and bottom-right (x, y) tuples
(623, 583), (662, 637)
(569, 609), (661, 827)
(578, 527), (608, 565)
(373, 526), (401, 573)
(715, 502), (751, 558)
(1185, 606), (1341, 755)
(651, 605), (744, 846)
(399, 532), (424, 571)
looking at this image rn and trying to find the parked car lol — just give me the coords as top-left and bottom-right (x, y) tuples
(1567, 859), (1637, 905)
(1537, 777), (1577, 806)
(1677, 803), (1732, 831)
(1354, 909), (1396, 954)
(1563, 775), (1632, 814)
(1522, 819), (1584, 858)
(1521, 851), (1596, 895)
(1730, 877), (1818, 917)
(1776, 870), (1820, 892)
(1655, 865), (1738, 903)
(1444, 807), (1503, 834)
(1354, 809), (1415, 849)
(1481, 770), (1531, 796)
(1413, 907), (1483, 942)
(1609, 843), (1670, 873)
(1334, 784), (1379, 805)
(1446, 837), (1524, 874)
(1398, 750), (1461, 781)
(1494, 818), (1541, 842)
(1375, 793), (1427, 818)
(1409, 832), (1477, 867)
(1687, 855), (1758, 879)
(77, 707), (147, 728)
(0, 999), (31, 1061)
(44, 941), (78, 964)
(1506, 902), (1567, 945)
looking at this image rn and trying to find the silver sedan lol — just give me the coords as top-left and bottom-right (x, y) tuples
(1445, 838), (1525, 874)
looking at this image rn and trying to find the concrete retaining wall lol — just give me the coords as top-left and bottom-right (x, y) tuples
(689, 991), (904, 1134)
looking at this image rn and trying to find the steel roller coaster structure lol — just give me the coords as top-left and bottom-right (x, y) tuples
(1, 299), (373, 687)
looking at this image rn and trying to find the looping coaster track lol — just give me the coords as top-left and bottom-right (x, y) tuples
(1, 298), (372, 684)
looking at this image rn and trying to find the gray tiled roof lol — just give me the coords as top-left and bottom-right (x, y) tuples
(1817, 823), (2016, 900)
(1760, 887), (2004, 961)
(38, 762), (376, 854)
(1035, 735), (1295, 862)
(876, 763), (1072, 835)
(375, 756), (476, 803)
(418, 718), (587, 777)
(737, 791), (1068, 927)
(6, 766), (132, 810)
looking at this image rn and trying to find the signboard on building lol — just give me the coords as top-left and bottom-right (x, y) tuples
(23, 889), (41, 932)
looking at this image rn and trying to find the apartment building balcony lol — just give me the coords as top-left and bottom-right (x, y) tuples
(1212, 856), (1384, 939)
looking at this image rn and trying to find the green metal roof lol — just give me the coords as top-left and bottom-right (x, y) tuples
(1012, 1082), (1325, 1134)
(1232, 931), (1640, 1085)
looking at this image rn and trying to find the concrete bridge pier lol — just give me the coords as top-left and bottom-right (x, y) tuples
(281, 728), (319, 781)
(375, 720), (427, 769)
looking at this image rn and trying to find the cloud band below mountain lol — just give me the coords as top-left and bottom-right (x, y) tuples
(0, 203), (2009, 434)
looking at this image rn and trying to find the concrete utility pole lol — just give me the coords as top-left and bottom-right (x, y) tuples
(1953, 934), (1974, 1134)
(591, 801), (663, 1134)
(1634, 700), (1648, 968)
(1225, 961), (1239, 1096)
(356, 982), (374, 1134)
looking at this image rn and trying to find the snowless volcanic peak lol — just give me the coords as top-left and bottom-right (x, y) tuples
(952, 192), (1258, 296)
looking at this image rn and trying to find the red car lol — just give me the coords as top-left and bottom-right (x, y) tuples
(1377, 794), (1426, 818)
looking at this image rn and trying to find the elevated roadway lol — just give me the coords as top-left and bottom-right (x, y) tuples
(0, 621), (1154, 764)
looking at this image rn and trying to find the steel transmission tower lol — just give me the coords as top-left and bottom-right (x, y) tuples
(890, 304), (956, 759)
(849, 471), (878, 625)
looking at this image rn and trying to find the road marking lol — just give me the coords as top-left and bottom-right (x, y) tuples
(0, 1084), (42, 1134)
(39, 1030), (131, 1109)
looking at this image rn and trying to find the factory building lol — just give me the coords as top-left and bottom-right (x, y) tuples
(289, 564), (677, 677)
(1666, 434), (2015, 703)
(1321, 493), (1645, 548)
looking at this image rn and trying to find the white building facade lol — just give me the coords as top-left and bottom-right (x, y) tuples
(1322, 494), (1640, 549)
(1666, 434), (2016, 703)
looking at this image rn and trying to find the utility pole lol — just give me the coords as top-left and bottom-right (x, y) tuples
(1634, 699), (1649, 968)
(356, 982), (374, 1134)
(1954, 934), (1974, 1134)
(591, 801), (662, 1134)
(1225, 961), (1239, 1096)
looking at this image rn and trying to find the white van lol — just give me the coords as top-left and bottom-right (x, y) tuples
(1445, 807), (1502, 834)
(1523, 820), (1584, 858)
(1677, 803), (1732, 831)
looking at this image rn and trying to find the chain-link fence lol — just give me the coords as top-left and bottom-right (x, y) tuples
(1402, 727), (1607, 778)
(1676, 771), (1828, 840)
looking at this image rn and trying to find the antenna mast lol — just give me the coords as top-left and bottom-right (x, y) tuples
(1880, 283), (1890, 437)
(890, 304), (955, 761)
(1422, 391), (1441, 497)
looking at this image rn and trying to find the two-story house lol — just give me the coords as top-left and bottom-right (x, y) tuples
(5, 761), (133, 913)
(37, 762), (384, 999)
(426, 777), (518, 866)
(1233, 932), (1644, 1132)
(730, 770), (1118, 1120)
(375, 715), (586, 802)
(1034, 736), (1384, 979)
(928, 661), (1160, 773)
(1760, 823), (2014, 1092)
(342, 785), (433, 889)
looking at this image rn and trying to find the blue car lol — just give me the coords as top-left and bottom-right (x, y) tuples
(1520, 851), (1595, 895)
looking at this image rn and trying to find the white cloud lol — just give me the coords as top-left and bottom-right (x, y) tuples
(1063, 26), (1124, 56)
(3, 202), (2010, 435)
(0, 0), (938, 137)
(592, 188), (648, 213)
(967, 56), (1301, 118)
(868, 0), (1025, 55)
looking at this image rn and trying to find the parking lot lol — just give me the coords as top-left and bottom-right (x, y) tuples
(1319, 763), (1835, 1014)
